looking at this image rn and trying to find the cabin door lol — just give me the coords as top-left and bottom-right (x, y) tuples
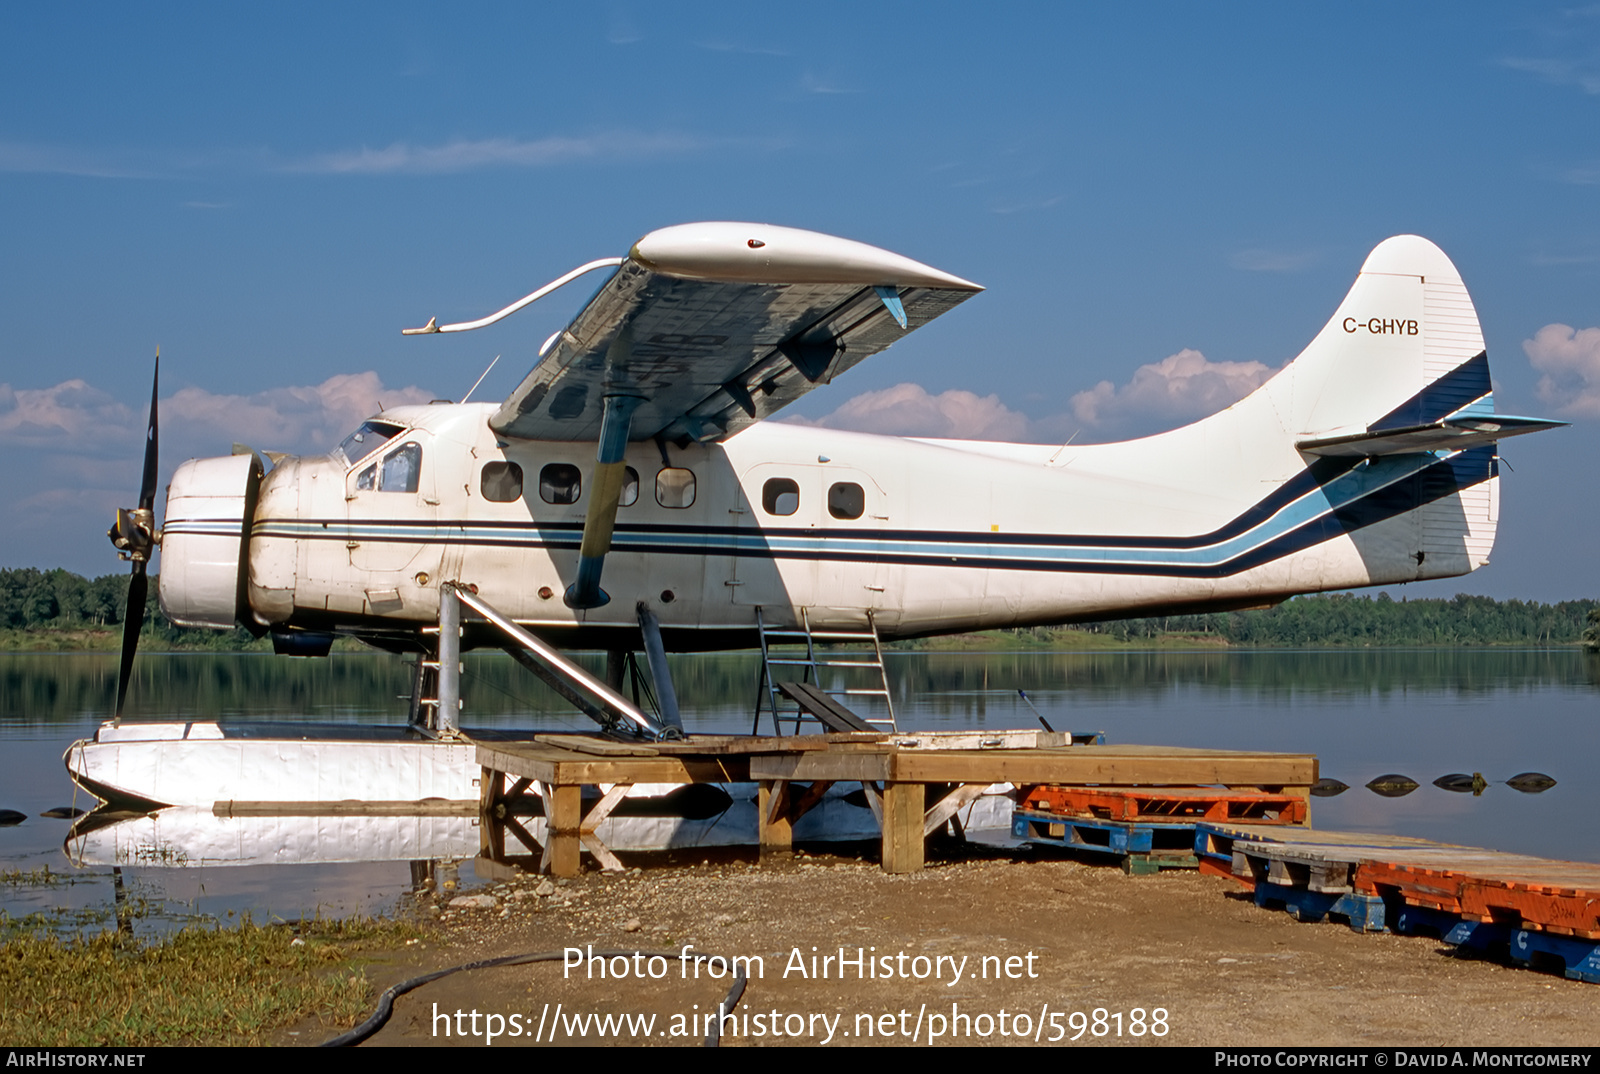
(730, 463), (887, 617)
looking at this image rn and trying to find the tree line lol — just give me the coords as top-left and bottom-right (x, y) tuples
(2, 566), (1596, 649)
(1033, 591), (1600, 648)
(0, 567), (262, 648)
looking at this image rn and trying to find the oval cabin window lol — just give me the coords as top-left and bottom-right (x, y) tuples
(762, 478), (800, 516)
(656, 467), (696, 509)
(828, 481), (865, 520)
(481, 461), (523, 502)
(539, 463), (581, 505)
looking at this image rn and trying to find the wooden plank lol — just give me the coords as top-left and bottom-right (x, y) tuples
(747, 743), (1317, 787)
(788, 780), (837, 826)
(758, 782), (792, 850)
(579, 783), (633, 833)
(778, 682), (879, 732)
(476, 742), (750, 784)
(749, 751), (894, 783)
(213, 800), (477, 816)
(579, 832), (625, 873)
(923, 783), (990, 837)
(889, 730), (1069, 751)
(530, 733), (659, 757)
(651, 733), (882, 755)
(887, 747), (1317, 787)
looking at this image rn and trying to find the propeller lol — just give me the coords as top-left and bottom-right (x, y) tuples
(107, 353), (160, 724)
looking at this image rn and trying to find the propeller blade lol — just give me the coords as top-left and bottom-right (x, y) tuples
(138, 353), (159, 511)
(115, 566), (147, 722)
(113, 353), (159, 724)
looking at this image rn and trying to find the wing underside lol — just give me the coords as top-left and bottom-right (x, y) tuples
(489, 223), (981, 444)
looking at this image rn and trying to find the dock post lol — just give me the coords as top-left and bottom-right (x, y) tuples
(544, 782), (583, 878)
(758, 781), (794, 853)
(881, 782), (926, 873)
(438, 586), (461, 736)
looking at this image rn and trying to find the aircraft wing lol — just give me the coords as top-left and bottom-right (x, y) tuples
(487, 222), (982, 443)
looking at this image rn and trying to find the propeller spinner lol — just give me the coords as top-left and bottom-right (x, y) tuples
(107, 354), (160, 723)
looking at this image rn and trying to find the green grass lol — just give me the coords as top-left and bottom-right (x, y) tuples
(0, 916), (422, 1046)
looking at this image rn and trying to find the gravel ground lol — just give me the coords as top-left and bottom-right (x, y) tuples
(293, 840), (1600, 1049)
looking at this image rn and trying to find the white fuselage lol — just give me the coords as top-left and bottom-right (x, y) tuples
(224, 399), (1494, 646)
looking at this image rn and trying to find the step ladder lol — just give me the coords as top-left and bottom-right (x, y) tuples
(753, 607), (898, 735)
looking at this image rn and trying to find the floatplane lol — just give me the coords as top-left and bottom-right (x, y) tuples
(69, 222), (1563, 818)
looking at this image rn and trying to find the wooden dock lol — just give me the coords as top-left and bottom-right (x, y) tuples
(474, 732), (1317, 877)
(1198, 823), (1600, 983)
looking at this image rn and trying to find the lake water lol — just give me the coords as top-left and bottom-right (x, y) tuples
(2, 648), (1597, 936)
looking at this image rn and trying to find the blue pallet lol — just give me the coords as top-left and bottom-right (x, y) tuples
(1013, 809), (1198, 863)
(1388, 903), (1600, 983)
(1254, 880), (1387, 933)
(1509, 929), (1600, 984)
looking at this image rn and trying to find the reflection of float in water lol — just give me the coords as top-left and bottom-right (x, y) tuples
(65, 787), (1017, 873)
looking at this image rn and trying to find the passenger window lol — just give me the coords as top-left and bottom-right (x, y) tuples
(763, 478), (800, 516)
(379, 442), (421, 493)
(620, 466), (639, 507)
(828, 481), (865, 520)
(540, 463), (581, 505)
(481, 461), (523, 502)
(656, 467), (696, 509)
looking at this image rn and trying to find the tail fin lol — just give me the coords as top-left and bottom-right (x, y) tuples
(1245, 235), (1561, 582)
(1265, 235), (1561, 454)
(1267, 235), (1490, 438)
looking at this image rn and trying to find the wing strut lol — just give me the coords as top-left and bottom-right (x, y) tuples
(565, 393), (644, 610)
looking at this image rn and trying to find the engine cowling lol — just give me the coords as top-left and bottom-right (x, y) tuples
(157, 454), (263, 629)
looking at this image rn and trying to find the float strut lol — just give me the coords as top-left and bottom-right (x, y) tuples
(437, 585), (461, 736)
(637, 603), (683, 733)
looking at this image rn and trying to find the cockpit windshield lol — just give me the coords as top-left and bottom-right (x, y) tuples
(338, 420), (404, 466)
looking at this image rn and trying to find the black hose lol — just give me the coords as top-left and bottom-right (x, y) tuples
(321, 947), (749, 1048)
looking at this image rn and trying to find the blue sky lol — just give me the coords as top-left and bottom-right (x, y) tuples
(2, 3), (1598, 602)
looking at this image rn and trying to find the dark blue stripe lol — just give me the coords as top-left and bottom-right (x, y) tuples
(1370, 352), (1490, 431)
(250, 449), (1494, 580)
(256, 457), (1363, 553)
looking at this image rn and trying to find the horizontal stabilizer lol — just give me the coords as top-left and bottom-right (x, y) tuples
(1297, 415), (1567, 457)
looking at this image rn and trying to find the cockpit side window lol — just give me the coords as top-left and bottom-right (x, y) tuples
(338, 421), (404, 466)
(364, 441), (421, 493)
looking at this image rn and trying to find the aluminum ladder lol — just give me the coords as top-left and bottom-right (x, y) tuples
(752, 606), (897, 735)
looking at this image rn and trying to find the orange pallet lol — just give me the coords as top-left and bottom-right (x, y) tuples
(1354, 859), (1470, 914)
(1357, 854), (1600, 938)
(1462, 879), (1600, 939)
(1019, 785), (1307, 825)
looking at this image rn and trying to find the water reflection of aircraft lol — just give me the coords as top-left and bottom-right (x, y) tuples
(75, 223), (1564, 808)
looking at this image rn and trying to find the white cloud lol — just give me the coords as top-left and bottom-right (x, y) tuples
(789, 383), (1031, 441)
(286, 133), (702, 175)
(0, 132), (707, 179)
(1524, 323), (1600, 418)
(989, 195), (1063, 215)
(1069, 349), (1275, 427)
(0, 372), (435, 459)
(0, 140), (156, 179)
(1500, 55), (1600, 95)
(1230, 248), (1319, 273)
(799, 72), (859, 95)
